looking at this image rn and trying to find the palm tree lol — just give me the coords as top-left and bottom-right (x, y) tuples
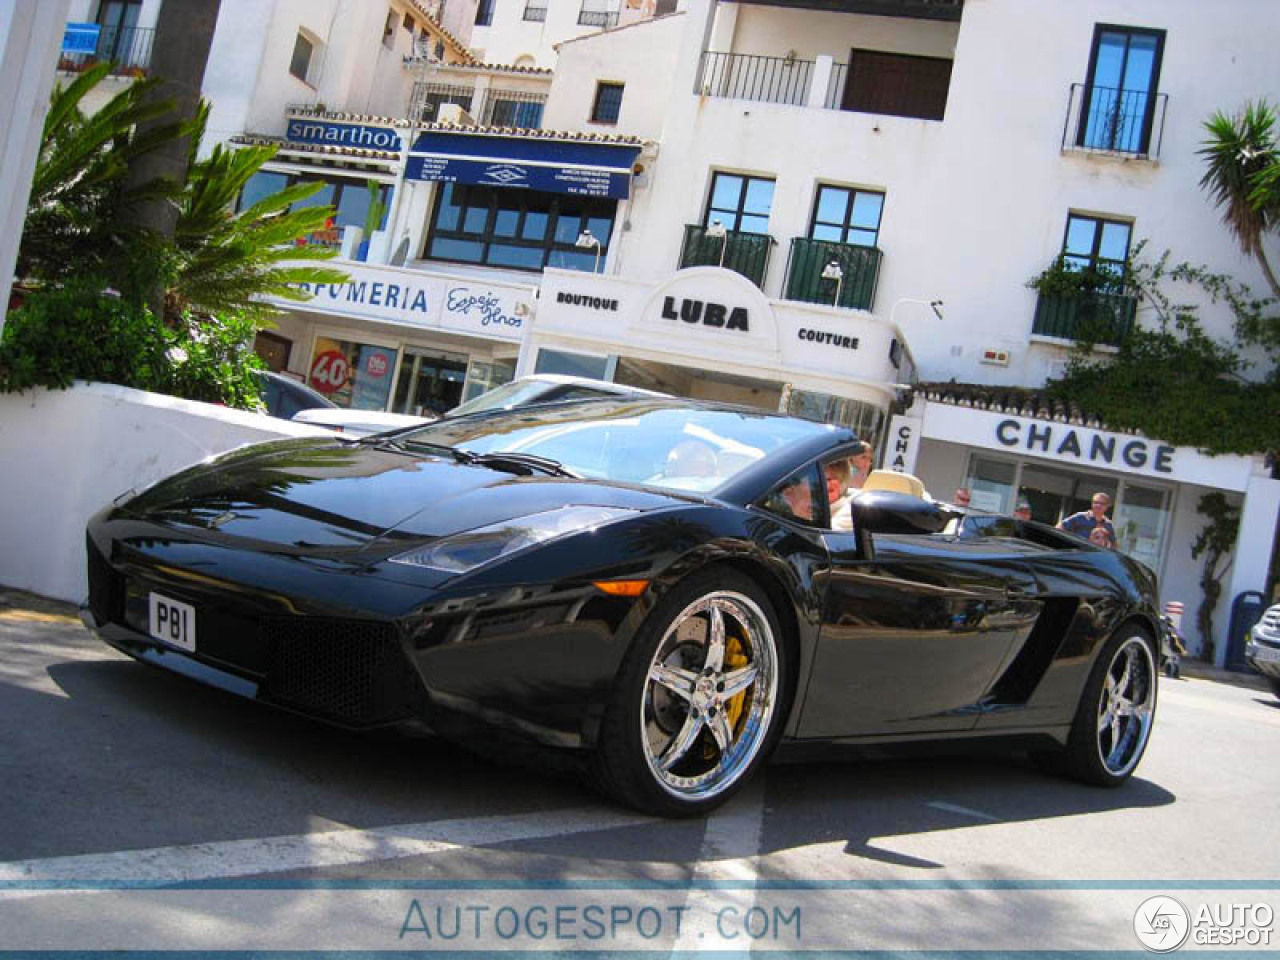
(18, 62), (183, 293)
(1198, 100), (1280, 297)
(171, 104), (348, 322)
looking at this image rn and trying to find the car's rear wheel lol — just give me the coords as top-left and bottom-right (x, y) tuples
(589, 568), (789, 817)
(1044, 625), (1158, 787)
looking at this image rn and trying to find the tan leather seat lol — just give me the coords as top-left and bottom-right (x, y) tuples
(860, 469), (926, 498)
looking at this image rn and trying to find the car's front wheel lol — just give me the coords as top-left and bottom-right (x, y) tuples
(1047, 625), (1158, 786)
(590, 568), (790, 817)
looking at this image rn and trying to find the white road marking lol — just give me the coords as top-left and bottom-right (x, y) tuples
(671, 778), (767, 953)
(926, 801), (1000, 822)
(0, 806), (651, 895)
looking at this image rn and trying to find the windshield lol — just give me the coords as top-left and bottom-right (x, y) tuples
(395, 400), (833, 493)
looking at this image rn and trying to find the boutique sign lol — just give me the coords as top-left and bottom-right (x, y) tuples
(286, 119), (403, 152)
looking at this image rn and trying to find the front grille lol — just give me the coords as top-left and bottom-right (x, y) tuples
(262, 617), (418, 727)
(86, 536), (123, 624)
(1255, 606), (1280, 646)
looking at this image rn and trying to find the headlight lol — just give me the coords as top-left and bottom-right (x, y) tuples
(389, 505), (636, 574)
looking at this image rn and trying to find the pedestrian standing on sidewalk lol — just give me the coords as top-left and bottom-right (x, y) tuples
(1059, 492), (1116, 547)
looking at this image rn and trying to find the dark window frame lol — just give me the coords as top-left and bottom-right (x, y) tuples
(1061, 212), (1133, 275)
(1078, 23), (1166, 153)
(704, 171), (775, 235)
(808, 184), (885, 248)
(590, 82), (624, 125)
(288, 31), (314, 84)
(424, 182), (617, 274)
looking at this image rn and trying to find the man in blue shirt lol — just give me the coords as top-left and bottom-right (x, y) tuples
(1058, 492), (1115, 547)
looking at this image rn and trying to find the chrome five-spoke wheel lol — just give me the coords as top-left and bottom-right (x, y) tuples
(640, 590), (779, 802)
(1095, 634), (1156, 778)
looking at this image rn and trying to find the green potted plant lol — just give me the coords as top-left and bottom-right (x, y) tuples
(356, 180), (387, 262)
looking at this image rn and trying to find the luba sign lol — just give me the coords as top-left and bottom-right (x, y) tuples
(286, 119), (402, 151)
(661, 297), (749, 331)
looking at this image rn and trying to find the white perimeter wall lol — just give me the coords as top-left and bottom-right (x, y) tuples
(0, 383), (328, 604)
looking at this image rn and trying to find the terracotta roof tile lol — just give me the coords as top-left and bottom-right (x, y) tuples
(912, 381), (1124, 433)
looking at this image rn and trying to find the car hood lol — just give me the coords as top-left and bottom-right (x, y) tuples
(120, 437), (690, 559)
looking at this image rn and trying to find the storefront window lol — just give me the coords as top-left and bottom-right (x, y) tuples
(967, 457), (1016, 513)
(426, 183), (616, 273)
(391, 349), (468, 417)
(1114, 483), (1170, 572)
(461, 357), (517, 404)
(308, 336), (399, 410)
(534, 348), (612, 380)
(965, 454), (1170, 570)
(237, 173), (392, 248)
(784, 389), (883, 444)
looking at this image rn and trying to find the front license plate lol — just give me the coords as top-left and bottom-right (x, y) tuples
(149, 593), (196, 652)
(1252, 644), (1280, 664)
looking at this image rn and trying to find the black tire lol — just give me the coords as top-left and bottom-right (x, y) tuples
(1268, 676), (1280, 700)
(1043, 624), (1158, 787)
(588, 567), (792, 817)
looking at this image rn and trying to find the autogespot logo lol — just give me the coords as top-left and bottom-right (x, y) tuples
(1134, 896), (1191, 952)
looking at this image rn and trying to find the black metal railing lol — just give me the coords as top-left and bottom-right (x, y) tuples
(577, 9), (619, 27)
(480, 89), (547, 128)
(523, 3), (548, 21)
(58, 24), (155, 75)
(1032, 291), (1137, 346)
(679, 224), (775, 288)
(1064, 82), (1167, 158)
(784, 238), (882, 311)
(697, 51), (814, 107)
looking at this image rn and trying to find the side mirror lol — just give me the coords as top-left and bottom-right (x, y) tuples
(849, 490), (952, 560)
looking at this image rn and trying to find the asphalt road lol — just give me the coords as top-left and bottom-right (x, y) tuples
(1, 591), (1277, 953)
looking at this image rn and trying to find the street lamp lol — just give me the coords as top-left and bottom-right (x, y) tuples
(705, 218), (728, 268)
(575, 229), (602, 273)
(821, 259), (844, 307)
(889, 297), (944, 327)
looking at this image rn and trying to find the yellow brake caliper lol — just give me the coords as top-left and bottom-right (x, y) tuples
(705, 634), (750, 760)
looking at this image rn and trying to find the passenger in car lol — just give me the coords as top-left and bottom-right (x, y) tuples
(825, 459), (856, 532)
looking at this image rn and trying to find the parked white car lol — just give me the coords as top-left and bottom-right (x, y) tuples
(1245, 603), (1280, 698)
(291, 407), (434, 435)
(445, 374), (668, 418)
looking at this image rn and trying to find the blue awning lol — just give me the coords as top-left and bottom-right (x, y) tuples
(407, 132), (641, 200)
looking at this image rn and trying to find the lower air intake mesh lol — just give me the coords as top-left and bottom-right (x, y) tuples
(262, 617), (417, 727)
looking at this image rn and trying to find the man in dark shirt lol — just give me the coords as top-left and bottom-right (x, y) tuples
(1058, 492), (1115, 546)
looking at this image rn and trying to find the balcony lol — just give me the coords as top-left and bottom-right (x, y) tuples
(1032, 291), (1137, 346)
(696, 49), (951, 120)
(578, 9), (619, 28)
(698, 51), (814, 107)
(783, 238), (881, 310)
(678, 224), (775, 289)
(1062, 83), (1167, 160)
(58, 24), (155, 76)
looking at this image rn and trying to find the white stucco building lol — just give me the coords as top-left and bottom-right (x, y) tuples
(47, 0), (1280, 663)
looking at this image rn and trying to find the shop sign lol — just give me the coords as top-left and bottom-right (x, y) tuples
(286, 119), (402, 152)
(885, 415), (921, 475)
(555, 291), (620, 312)
(660, 296), (749, 332)
(796, 327), (859, 351)
(287, 263), (532, 343)
(406, 156), (630, 199)
(994, 418), (1174, 474)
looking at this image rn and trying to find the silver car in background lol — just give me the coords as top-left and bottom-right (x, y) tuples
(1245, 603), (1280, 698)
